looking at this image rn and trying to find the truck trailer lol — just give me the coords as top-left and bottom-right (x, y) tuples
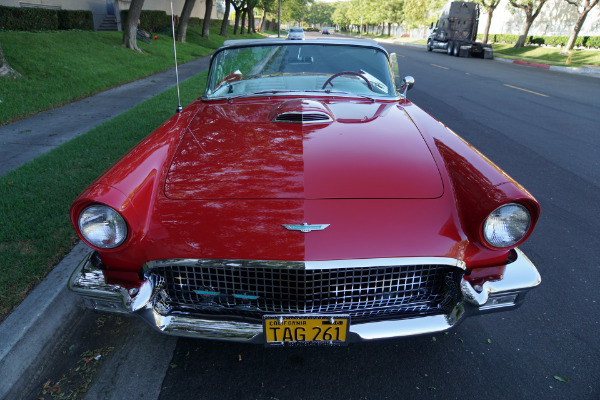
(427, 1), (493, 59)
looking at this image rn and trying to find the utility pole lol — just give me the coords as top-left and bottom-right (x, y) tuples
(278, 0), (281, 38)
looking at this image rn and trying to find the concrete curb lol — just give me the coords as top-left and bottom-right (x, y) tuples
(0, 242), (90, 400)
(494, 56), (600, 77)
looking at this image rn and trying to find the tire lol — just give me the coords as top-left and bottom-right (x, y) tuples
(447, 41), (454, 55)
(427, 40), (433, 52)
(453, 42), (461, 57)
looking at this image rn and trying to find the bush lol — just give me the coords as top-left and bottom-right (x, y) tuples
(121, 10), (171, 32)
(0, 6), (93, 31)
(57, 10), (93, 31)
(588, 36), (600, 48)
(480, 33), (600, 49)
(529, 36), (545, 45)
(0, 6), (58, 31)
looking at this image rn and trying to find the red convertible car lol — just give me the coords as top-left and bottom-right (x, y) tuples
(69, 39), (540, 345)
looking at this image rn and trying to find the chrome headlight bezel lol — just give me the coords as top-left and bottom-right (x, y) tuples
(78, 204), (128, 249)
(483, 203), (531, 248)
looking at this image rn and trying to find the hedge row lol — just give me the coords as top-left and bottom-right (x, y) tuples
(0, 6), (93, 31)
(477, 33), (600, 49)
(121, 10), (172, 32)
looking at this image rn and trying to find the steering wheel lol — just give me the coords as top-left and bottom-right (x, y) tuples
(322, 71), (373, 91)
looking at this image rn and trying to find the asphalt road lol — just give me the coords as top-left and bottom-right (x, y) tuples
(25, 35), (600, 400)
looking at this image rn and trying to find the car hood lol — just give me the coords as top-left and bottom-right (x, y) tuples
(165, 98), (444, 200)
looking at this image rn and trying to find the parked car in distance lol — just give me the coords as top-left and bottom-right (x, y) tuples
(286, 27), (305, 40)
(322, 28), (330, 34)
(69, 39), (541, 346)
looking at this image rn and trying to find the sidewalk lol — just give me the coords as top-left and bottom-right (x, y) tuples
(0, 56), (210, 400)
(0, 56), (210, 176)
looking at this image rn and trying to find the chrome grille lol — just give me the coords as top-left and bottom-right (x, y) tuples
(151, 263), (462, 322)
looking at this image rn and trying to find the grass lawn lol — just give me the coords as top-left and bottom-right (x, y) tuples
(0, 25), (265, 125)
(492, 43), (600, 67)
(0, 70), (209, 321)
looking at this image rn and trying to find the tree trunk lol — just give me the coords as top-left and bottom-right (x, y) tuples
(248, 6), (254, 33)
(482, 6), (496, 44)
(240, 8), (246, 35)
(562, 0), (598, 54)
(176, 0), (197, 43)
(259, 8), (267, 32)
(122, 0), (145, 52)
(233, 5), (241, 34)
(515, 18), (533, 48)
(202, 0), (213, 39)
(220, 0), (231, 37)
(0, 42), (20, 78)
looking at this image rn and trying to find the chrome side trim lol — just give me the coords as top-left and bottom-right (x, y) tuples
(142, 257), (466, 273)
(68, 249), (539, 342)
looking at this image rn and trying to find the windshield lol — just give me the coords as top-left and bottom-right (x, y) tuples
(205, 43), (397, 99)
(289, 28), (303, 32)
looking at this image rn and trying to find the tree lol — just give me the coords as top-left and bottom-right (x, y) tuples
(258, 0), (277, 32)
(247, 0), (258, 33)
(220, 0), (231, 36)
(0, 42), (20, 79)
(122, 0), (145, 52)
(202, 0), (214, 39)
(561, 0), (599, 53)
(176, 0), (197, 43)
(232, 0), (246, 34)
(403, 0), (428, 28)
(508, 0), (548, 48)
(240, 4), (247, 34)
(477, 0), (501, 44)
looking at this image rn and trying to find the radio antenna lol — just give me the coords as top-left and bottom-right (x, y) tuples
(170, 0), (183, 113)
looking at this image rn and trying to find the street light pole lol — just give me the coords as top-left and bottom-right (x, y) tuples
(278, 0), (281, 38)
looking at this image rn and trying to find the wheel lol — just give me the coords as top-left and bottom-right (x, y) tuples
(453, 42), (461, 56)
(427, 40), (433, 52)
(447, 41), (454, 55)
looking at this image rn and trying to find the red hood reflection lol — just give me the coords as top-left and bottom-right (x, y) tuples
(165, 98), (444, 200)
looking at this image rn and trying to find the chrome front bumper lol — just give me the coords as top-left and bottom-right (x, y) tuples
(68, 249), (540, 343)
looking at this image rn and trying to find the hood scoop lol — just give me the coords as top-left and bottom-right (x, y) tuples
(271, 99), (333, 124)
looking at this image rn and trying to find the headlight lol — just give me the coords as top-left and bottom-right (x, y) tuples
(78, 205), (127, 249)
(483, 203), (531, 248)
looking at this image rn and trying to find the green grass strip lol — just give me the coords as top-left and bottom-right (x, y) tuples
(492, 43), (600, 68)
(0, 70), (208, 319)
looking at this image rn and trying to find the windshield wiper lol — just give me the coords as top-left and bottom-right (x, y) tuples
(226, 90), (300, 102)
(305, 90), (375, 102)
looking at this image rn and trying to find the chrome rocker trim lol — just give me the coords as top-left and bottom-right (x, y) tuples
(68, 249), (540, 342)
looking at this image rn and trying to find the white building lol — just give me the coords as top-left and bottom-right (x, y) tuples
(0, 0), (220, 31)
(481, 0), (599, 37)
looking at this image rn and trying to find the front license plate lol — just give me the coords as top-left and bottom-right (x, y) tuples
(263, 315), (349, 345)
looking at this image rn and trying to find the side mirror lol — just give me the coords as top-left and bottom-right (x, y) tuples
(401, 76), (415, 98)
(402, 76), (415, 92)
(430, 22), (433, 29)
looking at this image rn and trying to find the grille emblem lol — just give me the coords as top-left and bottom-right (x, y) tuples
(282, 223), (330, 233)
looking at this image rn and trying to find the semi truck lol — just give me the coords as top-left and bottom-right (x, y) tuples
(427, 1), (493, 59)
